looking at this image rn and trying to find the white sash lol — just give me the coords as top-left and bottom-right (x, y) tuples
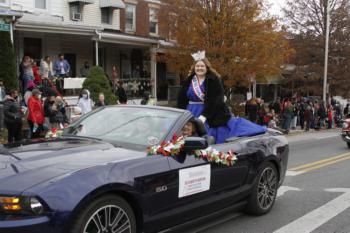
(191, 76), (205, 102)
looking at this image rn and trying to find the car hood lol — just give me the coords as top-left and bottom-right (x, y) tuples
(0, 137), (145, 195)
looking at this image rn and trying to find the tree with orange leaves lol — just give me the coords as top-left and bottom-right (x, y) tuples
(159, 0), (293, 89)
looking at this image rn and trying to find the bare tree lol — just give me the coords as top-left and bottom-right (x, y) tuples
(283, 0), (350, 97)
(284, 0), (350, 36)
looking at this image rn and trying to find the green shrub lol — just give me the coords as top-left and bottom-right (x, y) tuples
(0, 31), (18, 90)
(82, 66), (117, 104)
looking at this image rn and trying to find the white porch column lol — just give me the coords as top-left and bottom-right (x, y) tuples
(10, 17), (14, 44)
(95, 40), (99, 66)
(252, 80), (257, 98)
(150, 46), (157, 102)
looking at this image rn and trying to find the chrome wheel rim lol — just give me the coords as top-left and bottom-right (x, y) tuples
(83, 205), (131, 233)
(257, 167), (277, 210)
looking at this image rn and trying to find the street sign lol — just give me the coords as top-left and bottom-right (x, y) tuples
(0, 23), (10, 32)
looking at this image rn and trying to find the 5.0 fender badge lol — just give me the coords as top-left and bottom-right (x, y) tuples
(156, 186), (168, 193)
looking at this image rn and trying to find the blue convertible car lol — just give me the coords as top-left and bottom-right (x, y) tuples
(0, 106), (288, 233)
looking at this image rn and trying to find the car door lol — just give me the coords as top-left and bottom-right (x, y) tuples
(163, 139), (249, 223)
(210, 142), (250, 192)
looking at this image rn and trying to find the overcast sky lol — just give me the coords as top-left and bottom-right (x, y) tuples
(267, 0), (285, 16)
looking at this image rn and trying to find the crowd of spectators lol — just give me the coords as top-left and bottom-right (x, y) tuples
(2, 54), (114, 143)
(245, 97), (347, 133)
(3, 53), (348, 143)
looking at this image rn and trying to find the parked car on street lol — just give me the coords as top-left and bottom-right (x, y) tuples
(341, 118), (350, 148)
(0, 105), (289, 233)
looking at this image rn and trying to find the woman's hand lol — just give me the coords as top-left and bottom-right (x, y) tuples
(198, 115), (206, 123)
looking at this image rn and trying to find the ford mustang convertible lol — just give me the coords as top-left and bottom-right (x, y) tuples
(0, 106), (288, 233)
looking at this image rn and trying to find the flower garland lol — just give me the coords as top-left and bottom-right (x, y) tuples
(45, 128), (63, 139)
(147, 135), (237, 166)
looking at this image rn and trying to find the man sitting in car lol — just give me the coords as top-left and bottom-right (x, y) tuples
(182, 118), (216, 145)
(181, 119), (198, 137)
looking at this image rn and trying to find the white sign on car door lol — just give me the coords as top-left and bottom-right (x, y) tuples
(178, 164), (211, 198)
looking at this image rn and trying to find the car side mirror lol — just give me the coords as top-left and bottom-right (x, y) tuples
(183, 137), (208, 152)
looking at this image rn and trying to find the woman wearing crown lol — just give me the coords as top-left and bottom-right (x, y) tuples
(177, 51), (266, 144)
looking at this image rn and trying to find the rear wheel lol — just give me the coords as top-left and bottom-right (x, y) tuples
(70, 195), (136, 233)
(347, 142), (350, 149)
(245, 162), (278, 215)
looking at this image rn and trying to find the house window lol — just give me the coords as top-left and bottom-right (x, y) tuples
(35, 0), (46, 9)
(70, 2), (83, 21)
(125, 4), (136, 32)
(149, 8), (158, 35)
(101, 8), (112, 24)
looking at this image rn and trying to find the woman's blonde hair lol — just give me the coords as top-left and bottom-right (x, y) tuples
(188, 58), (221, 78)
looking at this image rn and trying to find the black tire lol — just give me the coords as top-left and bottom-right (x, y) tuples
(347, 142), (350, 149)
(70, 195), (137, 233)
(245, 162), (278, 215)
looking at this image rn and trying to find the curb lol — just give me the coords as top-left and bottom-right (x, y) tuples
(285, 128), (339, 137)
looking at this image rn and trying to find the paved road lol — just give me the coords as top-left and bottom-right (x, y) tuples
(175, 129), (350, 233)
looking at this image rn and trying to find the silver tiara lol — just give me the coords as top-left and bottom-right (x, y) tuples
(191, 51), (206, 61)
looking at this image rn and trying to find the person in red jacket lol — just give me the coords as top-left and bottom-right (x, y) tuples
(27, 89), (44, 138)
(327, 105), (333, 129)
(32, 60), (42, 85)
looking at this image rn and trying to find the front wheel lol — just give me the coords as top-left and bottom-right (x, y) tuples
(70, 195), (137, 233)
(245, 162), (278, 215)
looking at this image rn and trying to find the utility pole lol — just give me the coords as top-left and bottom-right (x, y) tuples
(323, 0), (330, 102)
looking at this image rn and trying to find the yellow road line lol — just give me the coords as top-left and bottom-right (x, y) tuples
(300, 156), (350, 173)
(289, 152), (350, 172)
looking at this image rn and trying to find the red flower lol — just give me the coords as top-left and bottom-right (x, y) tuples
(226, 155), (233, 166)
(171, 134), (178, 144)
(157, 147), (170, 157)
(180, 144), (184, 151)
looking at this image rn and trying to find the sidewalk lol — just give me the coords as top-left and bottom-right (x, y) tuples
(286, 127), (340, 136)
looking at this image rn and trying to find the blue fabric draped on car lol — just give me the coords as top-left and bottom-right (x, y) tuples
(186, 80), (267, 143)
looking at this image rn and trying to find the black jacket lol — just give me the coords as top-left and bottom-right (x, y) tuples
(4, 98), (22, 124)
(177, 73), (230, 127)
(44, 102), (67, 124)
(95, 101), (107, 107)
(117, 87), (127, 104)
(246, 103), (258, 122)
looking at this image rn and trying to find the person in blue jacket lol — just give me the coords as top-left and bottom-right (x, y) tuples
(53, 53), (70, 94)
(53, 54), (70, 77)
(177, 51), (266, 144)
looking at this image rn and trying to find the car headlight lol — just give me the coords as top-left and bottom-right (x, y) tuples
(0, 196), (45, 215)
(343, 122), (349, 129)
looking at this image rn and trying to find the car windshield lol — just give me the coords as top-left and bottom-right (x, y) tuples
(63, 107), (180, 147)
